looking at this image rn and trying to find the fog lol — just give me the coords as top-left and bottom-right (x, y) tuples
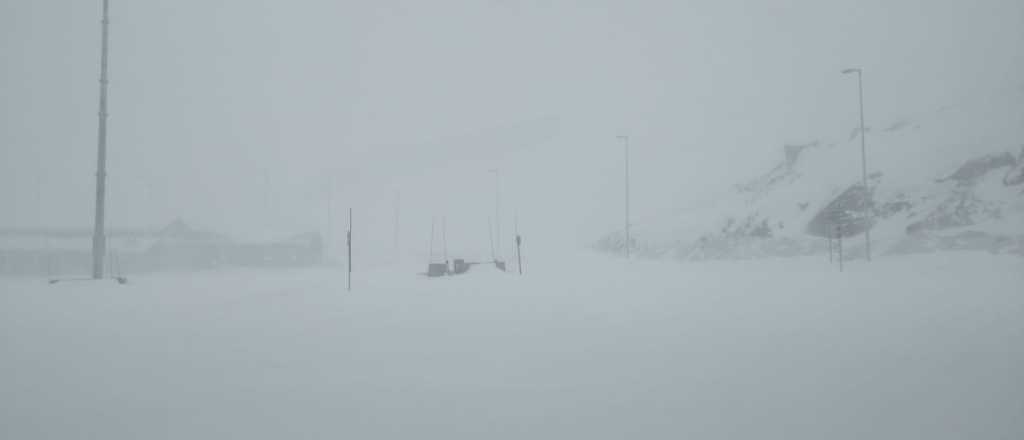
(3, 2), (1024, 439)
(4, 0), (1022, 259)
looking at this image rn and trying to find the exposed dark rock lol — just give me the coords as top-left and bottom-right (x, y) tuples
(937, 152), (1016, 185)
(805, 184), (872, 238)
(878, 198), (913, 218)
(157, 219), (230, 242)
(750, 219), (773, 238)
(717, 215), (777, 239)
(905, 191), (1001, 235)
(848, 126), (872, 141)
(734, 162), (797, 195)
(1004, 146), (1024, 186)
(678, 235), (818, 261)
(888, 230), (1024, 256)
(883, 120), (912, 132)
(784, 142), (818, 168)
(592, 230), (635, 255)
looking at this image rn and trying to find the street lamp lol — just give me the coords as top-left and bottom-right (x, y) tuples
(616, 135), (630, 259)
(842, 67), (871, 261)
(92, 0), (111, 279)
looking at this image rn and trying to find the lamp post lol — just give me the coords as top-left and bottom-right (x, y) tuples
(841, 67), (871, 262)
(91, 0), (111, 279)
(488, 168), (501, 261)
(617, 135), (630, 258)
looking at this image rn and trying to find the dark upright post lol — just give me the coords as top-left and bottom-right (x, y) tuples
(347, 208), (352, 291)
(836, 225), (843, 272)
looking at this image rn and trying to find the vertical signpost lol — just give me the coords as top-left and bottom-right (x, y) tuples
(347, 208), (352, 291)
(394, 190), (400, 262)
(836, 225), (844, 272)
(828, 232), (833, 263)
(442, 216), (448, 273)
(617, 135), (630, 259)
(514, 213), (522, 275)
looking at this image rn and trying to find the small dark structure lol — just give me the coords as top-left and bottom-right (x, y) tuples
(421, 216), (510, 278)
(452, 259), (470, 275)
(427, 262), (448, 277)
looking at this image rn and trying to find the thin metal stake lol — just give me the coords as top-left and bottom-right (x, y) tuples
(828, 231), (833, 263)
(837, 225), (844, 272)
(515, 213), (522, 275)
(347, 208), (352, 291)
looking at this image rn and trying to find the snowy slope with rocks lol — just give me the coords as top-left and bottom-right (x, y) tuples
(598, 87), (1024, 260)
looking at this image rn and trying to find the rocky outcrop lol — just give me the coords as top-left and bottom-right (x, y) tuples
(889, 230), (1024, 256)
(595, 99), (1024, 262)
(1003, 146), (1024, 186)
(805, 184), (872, 238)
(938, 152), (1016, 185)
(905, 191), (1001, 235)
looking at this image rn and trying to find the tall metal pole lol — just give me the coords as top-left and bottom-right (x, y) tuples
(843, 68), (871, 261)
(429, 218), (436, 262)
(617, 135), (630, 259)
(857, 72), (871, 262)
(487, 217), (495, 260)
(489, 169), (501, 260)
(91, 0), (111, 279)
(326, 176), (333, 260)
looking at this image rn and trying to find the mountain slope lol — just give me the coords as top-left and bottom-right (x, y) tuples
(597, 87), (1024, 259)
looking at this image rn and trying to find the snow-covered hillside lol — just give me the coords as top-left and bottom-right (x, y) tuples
(598, 87), (1024, 260)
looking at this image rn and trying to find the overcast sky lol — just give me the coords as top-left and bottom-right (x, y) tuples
(2, 0), (1022, 259)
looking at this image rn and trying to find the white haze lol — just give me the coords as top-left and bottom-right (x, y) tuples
(3, 0), (1023, 261)
(2, 2), (1024, 439)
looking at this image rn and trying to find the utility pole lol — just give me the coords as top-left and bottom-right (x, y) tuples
(429, 217), (436, 263)
(442, 216), (448, 267)
(487, 217), (495, 261)
(91, 0), (111, 279)
(842, 67), (871, 261)
(617, 135), (630, 259)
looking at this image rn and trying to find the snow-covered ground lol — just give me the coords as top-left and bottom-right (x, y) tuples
(2, 251), (1022, 439)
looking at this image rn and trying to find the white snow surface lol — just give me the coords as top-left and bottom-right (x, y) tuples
(2, 250), (1022, 439)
